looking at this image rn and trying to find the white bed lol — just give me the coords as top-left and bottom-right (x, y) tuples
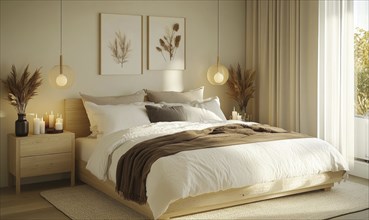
(65, 96), (348, 219)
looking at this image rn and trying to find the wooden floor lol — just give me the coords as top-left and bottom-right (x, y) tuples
(0, 177), (368, 220)
(0, 180), (71, 220)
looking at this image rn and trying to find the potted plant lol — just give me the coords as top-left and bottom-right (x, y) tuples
(2, 65), (42, 136)
(227, 63), (255, 120)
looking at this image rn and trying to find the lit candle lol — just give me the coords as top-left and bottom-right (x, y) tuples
(55, 113), (63, 131)
(33, 114), (40, 135)
(55, 121), (63, 131)
(40, 118), (45, 134)
(237, 113), (242, 120)
(49, 111), (55, 128)
(232, 107), (238, 120)
(43, 112), (49, 128)
(59, 114), (63, 126)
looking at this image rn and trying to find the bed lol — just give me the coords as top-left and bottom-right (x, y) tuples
(64, 91), (348, 220)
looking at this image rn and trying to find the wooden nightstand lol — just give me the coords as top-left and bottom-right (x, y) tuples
(8, 131), (75, 194)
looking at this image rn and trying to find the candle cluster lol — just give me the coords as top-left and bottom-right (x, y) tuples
(33, 111), (63, 135)
(231, 107), (243, 120)
(230, 107), (253, 122)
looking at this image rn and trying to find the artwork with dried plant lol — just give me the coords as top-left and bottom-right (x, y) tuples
(227, 64), (255, 114)
(109, 31), (131, 68)
(100, 14), (142, 75)
(156, 23), (181, 62)
(2, 65), (42, 114)
(148, 16), (185, 70)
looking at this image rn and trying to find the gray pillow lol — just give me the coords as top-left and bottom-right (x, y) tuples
(145, 87), (204, 103)
(145, 105), (186, 122)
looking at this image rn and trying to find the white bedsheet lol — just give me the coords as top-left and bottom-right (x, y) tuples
(86, 121), (349, 219)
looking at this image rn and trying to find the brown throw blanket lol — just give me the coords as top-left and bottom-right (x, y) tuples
(116, 123), (309, 204)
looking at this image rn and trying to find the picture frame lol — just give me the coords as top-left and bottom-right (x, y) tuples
(147, 16), (186, 70)
(100, 14), (142, 75)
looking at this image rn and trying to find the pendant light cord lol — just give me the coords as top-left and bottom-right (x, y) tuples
(217, 0), (220, 65)
(59, 0), (63, 74)
(60, 0), (63, 56)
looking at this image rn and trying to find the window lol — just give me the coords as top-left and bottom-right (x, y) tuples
(354, 1), (369, 163)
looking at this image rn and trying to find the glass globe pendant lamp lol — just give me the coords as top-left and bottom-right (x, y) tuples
(207, 56), (229, 85)
(49, 55), (74, 88)
(48, 0), (74, 89)
(207, 0), (229, 85)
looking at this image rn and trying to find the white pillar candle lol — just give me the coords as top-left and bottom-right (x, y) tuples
(55, 121), (63, 131)
(232, 107), (238, 120)
(40, 118), (45, 134)
(237, 113), (242, 120)
(33, 114), (40, 135)
(59, 114), (63, 126)
(49, 111), (55, 128)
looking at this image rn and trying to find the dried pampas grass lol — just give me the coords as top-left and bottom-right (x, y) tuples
(227, 64), (255, 113)
(2, 65), (42, 114)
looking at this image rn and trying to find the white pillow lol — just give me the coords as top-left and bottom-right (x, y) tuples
(182, 105), (223, 122)
(191, 96), (227, 121)
(83, 102), (151, 137)
(80, 91), (146, 137)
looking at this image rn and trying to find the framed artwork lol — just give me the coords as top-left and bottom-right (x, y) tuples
(148, 16), (186, 70)
(100, 14), (142, 75)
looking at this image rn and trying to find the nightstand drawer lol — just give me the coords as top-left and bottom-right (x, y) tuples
(20, 153), (72, 177)
(20, 135), (72, 157)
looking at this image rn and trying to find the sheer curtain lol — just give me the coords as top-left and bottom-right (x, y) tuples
(317, 0), (355, 168)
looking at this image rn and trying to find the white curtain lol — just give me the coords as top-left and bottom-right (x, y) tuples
(245, 0), (303, 133)
(317, 0), (355, 167)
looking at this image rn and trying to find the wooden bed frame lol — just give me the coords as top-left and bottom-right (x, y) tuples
(64, 98), (346, 219)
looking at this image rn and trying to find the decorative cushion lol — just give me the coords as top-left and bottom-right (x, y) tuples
(145, 87), (204, 103)
(145, 105), (186, 122)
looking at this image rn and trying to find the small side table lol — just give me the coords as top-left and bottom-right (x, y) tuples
(8, 131), (75, 194)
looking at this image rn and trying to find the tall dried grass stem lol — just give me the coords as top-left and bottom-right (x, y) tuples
(227, 63), (255, 113)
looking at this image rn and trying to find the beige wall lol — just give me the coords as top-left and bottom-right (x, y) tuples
(0, 0), (245, 187)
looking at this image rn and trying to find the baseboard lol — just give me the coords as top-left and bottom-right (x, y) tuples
(349, 160), (369, 179)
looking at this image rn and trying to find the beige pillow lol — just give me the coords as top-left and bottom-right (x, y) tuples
(80, 90), (145, 105)
(145, 87), (204, 103)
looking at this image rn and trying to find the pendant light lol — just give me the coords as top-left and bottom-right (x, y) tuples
(48, 0), (74, 88)
(207, 0), (229, 85)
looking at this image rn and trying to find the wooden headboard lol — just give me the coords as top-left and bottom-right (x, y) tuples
(64, 99), (91, 138)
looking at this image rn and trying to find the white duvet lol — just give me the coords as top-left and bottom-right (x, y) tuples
(86, 121), (349, 219)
